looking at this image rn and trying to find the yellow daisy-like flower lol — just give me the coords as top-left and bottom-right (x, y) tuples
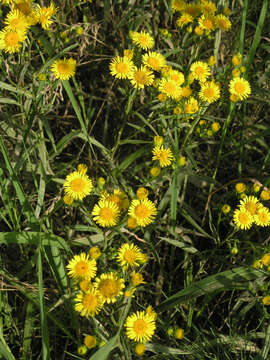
(261, 190), (270, 201)
(142, 51), (166, 71)
(181, 86), (192, 97)
(51, 58), (76, 80)
(63, 194), (73, 205)
(67, 253), (97, 280)
(222, 204), (231, 214)
(158, 78), (181, 99)
(190, 61), (210, 82)
(185, 3), (201, 16)
(128, 199), (157, 227)
(152, 145), (174, 168)
(129, 66), (154, 89)
(233, 208), (253, 230)
(77, 163), (88, 175)
(74, 288), (104, 317)
(262, 296), (270, 305)
(198, 15), (216, 32)
(199, 80), (220, 103)
(79, 279), (92, 292)
(89, 247), (101, 260)
(253, 207), (270, 227)
(215, 14), (231, 31)
(4, 9), (30, 33)
(229, 77), (251, 100)
(200, 0), (217, 14)
(131, 271), (145, 287)
(130, 30), (154, 50)
(84, 335), (96, 349)
(0, 29), (26, 54)
(232, 53), (242, 66)
(175, 328), (184, 339)
(92, 199), (120, 227)
(235, 182), (246, 193)
(125, 310), (156, 343)
(127, 216), (138, 229)
(135, 343), (146, 356)
(176, 13), (194, 28)
(184, 97), (199, 114)
(109, 56), (135, 79)
(168, 70), (185, 86)
(261, 254), (270, 266)
(101, 189), (129, 211)
(117, 243), (143, 270)
(63, 170), (93, 201)
(36, 3), (57, 30)
(239, 196), (260, 216)
(94, 272), (125, 303)
(172, 0), (186, 12)
(123, 49), (134, 60)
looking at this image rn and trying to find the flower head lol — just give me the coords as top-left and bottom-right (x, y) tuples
(176, 13), (194, 28)
(229, 77), (251, 100)
(152, 145), (174, 168)
(158, 78), (181, 99)
(74, 288), (104, 317)
(235, 182), (246, 194)
(130, 30), (154, 50)
(261, 190), (270, 201)
(0, 29), (26, 53)
(110, 56), (134, 79)
(167, 70), (185, 86)
(175, 328), (184, 339)
(215, 14), (231, 31)
(253, 207), (270, 227)
(199, 80), (220, 103)
(36, 3), (57, 30)
(142, 51), (166, 71)
(129, 66), (154, 89)
(84, 335), (97, 349)
(239, 196), (260, 216)
(92, 200), (120, 227)
(4, 9), (30, 33)
(51, 58), (76, 80)
(190, 61), (210, 82)
(128, 199), (157, 227)
(233, 208), (253, 230)
(125, 310), (156, 343)
(94, 272), (125, 303)
(131, 271), (145, 287)
(198, 15), (216, 32)
(135, 343), (145, 356)
(262, 296), (270, 305)
(117, 243), (143, 270)
(67, 253), (97, 280)
(136, 187), (149, 200)
(89, 247), (101, 260)
(63, 170), (93, 201)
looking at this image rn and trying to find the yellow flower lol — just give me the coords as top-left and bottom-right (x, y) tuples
(131, 271), (145, 286)
(77, 345), (87, 355)
(123, 49), (134, 60)
(36, 3), (57, 30)
(253, 259), (262, 269)
(152, 145), (174, 167)
(198, 15), (216, 32)
(130, 30), (154, 50)
(84, 335), (97, 349)
(153, 135), (163, 146)
(172, 0), (186, 12)
(92, 200), (120, 227)
(239, 196), (260, 216)
(135, 343), (145, 356)
(168, 70), (185, 86)
(129, 66), (154, 89)
(181, 86), (192, 97)
(125, 310), (156, 343)
(208, 56), (216, 66)
(199, 80), (220, 103)
(101, 189), (129, 211)
(63, 170), (93, 200)
(67, 253), (97, 280)
(253, 183), (261, 193)
(215, 14), (231, 31)
(117, 243), (143, 270)
(136, 187), (149, 200)
(175, 328), (184, 339)
(63, 194), (73, 205)
(235, 182), (246, 193)
(79, 279), (92, 292)
(222, 204), (231, 214)
(261, 254), (270, 266)
(94, 272), (125, 304)
(51, 58), (76, 80)
(233, 208), (253, 230)
(232, 53), (242, 66)
(150, 167), (160, 177)
(0, 29), (26, 53)
(190, 61), (210, 82)
(127, 216), (138, 229)
(232, 69), (241, 77)
(142, 51), (166, 71)
(194, 26), (204, 35)
(178, 156), (186, 167)
(109, 56), (134, 79)
(128, 199), (157, 227)
(262, 296), (270, 305)
(146, 305), (157, 320)
(158, 93), (167, 102)
(229, 77), (251, 100)
(185, 3), (201, 17)
(253, 207), (270, 227)
(4, 9), (30, 33)
(77, 163), (88, 174)
(260, 190), (270, 201)
(176, 13), (194, 28)
(89, 247), (101, 260)
(200, 0), (217, 14)
(211, 122), (220, 132)
(74, 288), (104, 317)
(184, 97), (199, 114)
(158, 78), (181, 99)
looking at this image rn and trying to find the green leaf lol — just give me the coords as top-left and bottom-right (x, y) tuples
(0, 232), (71, 252)
(89, 334), (119, 360)
(157, 267), (265, 312)
(0, 333), (16, 360)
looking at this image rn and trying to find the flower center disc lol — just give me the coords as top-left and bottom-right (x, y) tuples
(134, 204), (149, 218)
(133, 319), (147, 334)
(70, 178), (85, 192)
(234, 82), (245, 94)
(115, 62), (128, 73)
(134, 71), (147, 85)
(238, 213), (249, 225)
(75, 261), (88, 276)
(57, 63), (70, 74)
(82, 293), (97, 310)
(99, 208), (113, 220)
(99, 279), (117, 297)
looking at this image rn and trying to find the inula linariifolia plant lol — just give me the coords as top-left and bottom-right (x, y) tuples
(0, 0), (269, 359)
